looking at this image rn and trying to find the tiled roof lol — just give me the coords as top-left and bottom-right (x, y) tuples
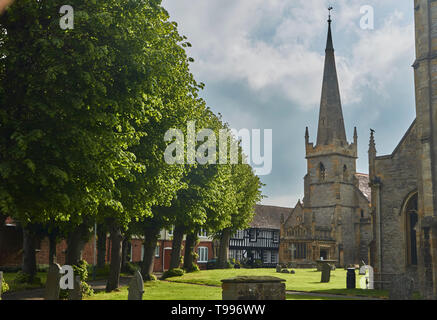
(250, 205), (292, 230)
(355, 173), (371, 201)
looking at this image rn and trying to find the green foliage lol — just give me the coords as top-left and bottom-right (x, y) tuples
(13, 271), (42, 285)
(1, 277), (9, 293)
(143, 273), (157, 282)
(161, 268), (185, 279)
(60, 260), (93, 299)
(122, 262), (138, 275)
(185, 263), (200, 273)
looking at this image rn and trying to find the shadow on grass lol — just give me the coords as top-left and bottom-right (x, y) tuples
(305, 288), (389, 299)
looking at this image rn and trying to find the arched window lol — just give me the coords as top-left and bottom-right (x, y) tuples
(319, 163), (326, 181)
(405, 192), (418, 266)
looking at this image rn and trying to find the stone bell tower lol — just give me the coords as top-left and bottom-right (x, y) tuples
(303, 13), (363, 266)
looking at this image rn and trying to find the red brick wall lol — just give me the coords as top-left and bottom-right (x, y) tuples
(2, 229), (214, 273)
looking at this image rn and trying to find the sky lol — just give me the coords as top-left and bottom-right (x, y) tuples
(162, 0), (417, 208)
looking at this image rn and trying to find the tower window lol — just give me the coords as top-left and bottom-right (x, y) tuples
(319, 163), (326, 181)
(343, 165), (348, 180)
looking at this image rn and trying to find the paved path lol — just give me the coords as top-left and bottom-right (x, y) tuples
(286, 290), (385, 300)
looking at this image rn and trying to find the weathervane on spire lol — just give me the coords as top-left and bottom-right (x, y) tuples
(328, 6), (333, 23)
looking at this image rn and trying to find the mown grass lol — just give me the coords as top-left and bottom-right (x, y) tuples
(165, 268), (389, 299)
(2, 272), (47, 292)
(86, 280), (353, 300)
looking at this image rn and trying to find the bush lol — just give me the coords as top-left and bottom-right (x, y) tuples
(1, 277), (9, 294)
(60, 260), (94, 299)
(122, 261), (138, 275)
(226, 261), (234, 269)
(13, 271), (42, 285)
(161, 268), (185, 279)
(37, 264), (50, 273)
(143, 273), (157, 282)
(184, 263), (200, 273)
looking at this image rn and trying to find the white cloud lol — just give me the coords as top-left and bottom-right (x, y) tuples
(163, 0), (414, 110)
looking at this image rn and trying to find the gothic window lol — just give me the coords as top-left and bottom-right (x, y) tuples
(319, 163), (326, 181)
(405, 193), (418, 266)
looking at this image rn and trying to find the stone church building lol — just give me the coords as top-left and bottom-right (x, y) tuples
(368, 0), (437, 300)
(279, 16), (373, 268)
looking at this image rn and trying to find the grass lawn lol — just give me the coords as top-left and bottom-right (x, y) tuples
(87, 280), (222, 300)
(86, 280), (354, 300)
(3, 272), (47, 292)
(165, 268), (389, 299)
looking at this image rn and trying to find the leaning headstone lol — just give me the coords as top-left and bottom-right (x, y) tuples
(281, 269), (290, 274)
(128, 270), (144, 300)
(44, 263), (62, 300)
(276, 264), (282, 273)
(389, 274), (414, 300)
(321, 263), (331, 283)
(68, 275), (83, 300)
(0, 271), (3, 300)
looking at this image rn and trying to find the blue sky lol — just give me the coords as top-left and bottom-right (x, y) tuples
(162, 0), (416, 208)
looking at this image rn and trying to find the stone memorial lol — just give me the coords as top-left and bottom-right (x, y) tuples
(222, 276), (286, 300)
(276, 264), (282, 273)
(389, 274), (414, 300)
(321, 263), (331, 283)
(281, 269), (290, 274)
(44, 263), (62, 300)
(346, 268), (356, 289)
(128, 270), (144, 300)
(68, 275), (83, 300)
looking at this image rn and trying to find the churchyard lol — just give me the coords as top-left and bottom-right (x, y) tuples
(1, 266), (392, 300)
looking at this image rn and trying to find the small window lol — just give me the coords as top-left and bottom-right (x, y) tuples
(319, 163), (326, 180)
(249, 229), (257, 242)
(197, 247), (208, 263)
(155, 244), (160, 258)
(198, 228), (208, 238)
(272, 231), (279, 243)
(360, 210), (364, 218)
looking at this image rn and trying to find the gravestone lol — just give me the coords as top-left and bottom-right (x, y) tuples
(68, 275), (83, 300)
(276, 264), (282, 273)
(290, 270), (296, 274)
(44, 263), (61, 300)
(281, 269), (290, 274)
(346, 268), (356, 289)
(0, 271), (3, 300)
(389, 274), (414, 300)
(222, 276), (286, 300)
(128, 270), (144, 300)
(321, 263), (331, 283)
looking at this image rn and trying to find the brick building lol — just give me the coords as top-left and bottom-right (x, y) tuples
(0, 220), (213, 272)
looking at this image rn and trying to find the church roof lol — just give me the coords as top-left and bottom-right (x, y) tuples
(316, 18), (348, 146)
(251, 205), (291, 230)
(355, 173), (371, 201)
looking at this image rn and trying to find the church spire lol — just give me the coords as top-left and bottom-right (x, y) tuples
(316, 9), (348, 146)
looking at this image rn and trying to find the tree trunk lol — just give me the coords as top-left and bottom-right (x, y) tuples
(105, 224), (123, 292)
(97, 223), (107, 268)
(48, 232), (57, 265)
(183, 232), (198, 272)
(217, 228), (232, 268)
(140, 224), (160, 280)
(65, 224), (88, 266)
(169, 224), (185, 270)
(121, 237), (129, 271)
(22, 226), (37, 281)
